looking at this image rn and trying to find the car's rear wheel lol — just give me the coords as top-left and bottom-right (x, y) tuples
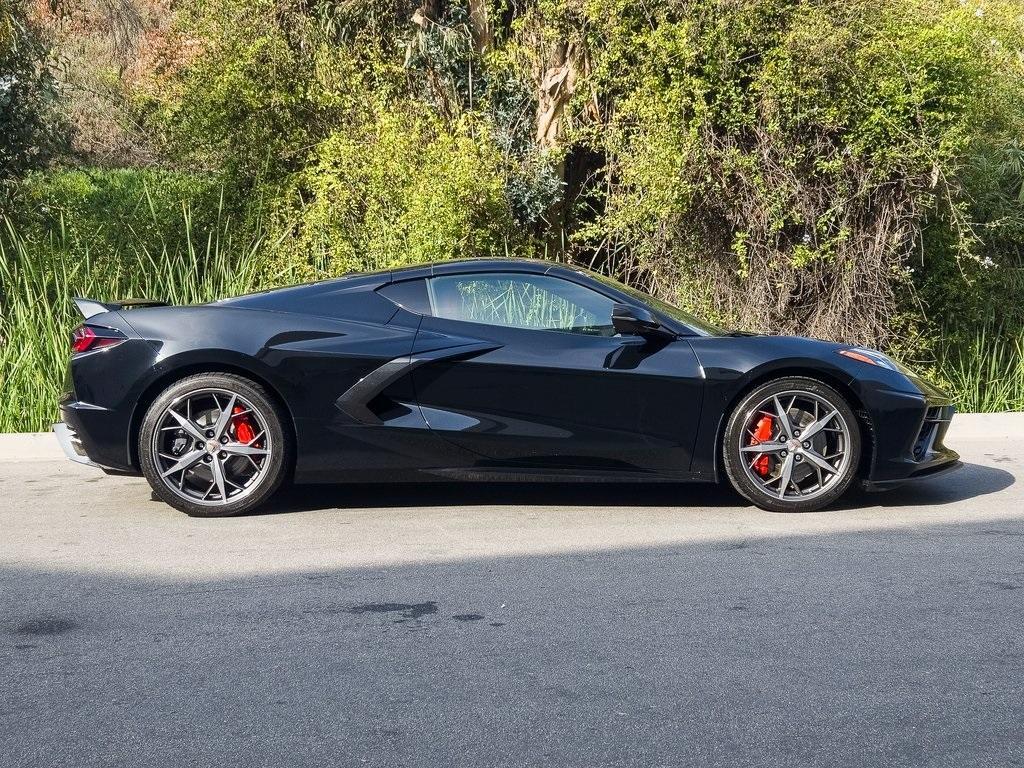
(139, 373), (292, 517)
(723, 377), (861, 513)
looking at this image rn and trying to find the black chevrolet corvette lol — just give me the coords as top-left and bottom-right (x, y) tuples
(55, 257), (960, 516)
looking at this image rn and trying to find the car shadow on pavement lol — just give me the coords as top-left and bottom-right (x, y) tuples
(837, 461), (1015, 510)
(3, 515), (1024, 768)
(265, 460), (1014, 516)
(268, 479), (744, 514)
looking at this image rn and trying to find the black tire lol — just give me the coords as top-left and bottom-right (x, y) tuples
(139, 373), (292, 517)
(722, 376), (861, 513)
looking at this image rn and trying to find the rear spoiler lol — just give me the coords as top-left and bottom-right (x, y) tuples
(72, 297), (168, 320)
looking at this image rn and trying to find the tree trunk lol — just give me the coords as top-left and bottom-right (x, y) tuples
(535, 40), (578, 149)
(468, 0), (492, 53)
(412, 0), (443, 27)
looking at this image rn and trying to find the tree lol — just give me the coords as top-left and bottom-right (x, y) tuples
(0, 0), (64, 191)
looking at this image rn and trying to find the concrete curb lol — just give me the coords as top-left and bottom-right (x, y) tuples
(1, 412), (1021, 464)
(944, 412), (1024, 442)
(0, 432), (67, 463)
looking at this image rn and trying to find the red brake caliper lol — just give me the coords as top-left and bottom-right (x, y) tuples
(230, 405), (256, 445)
(749, 415), (774, 477)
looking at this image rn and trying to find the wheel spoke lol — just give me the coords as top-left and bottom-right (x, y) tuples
(773, 396), (794, 439)
(224, 475), (245, 491)
(222, 442), (269, 457)
(160, 449), (205, 478)
(210, 456), (228, 501)
(212, 393), (237, 439)
(801, 409), (838, 441)
(777, 453), (795, 499)
(802, 448), (838, 475)
(741, 442), (787, 454)
(167, 408), (205, 441)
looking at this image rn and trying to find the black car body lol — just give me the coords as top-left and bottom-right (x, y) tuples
(55, 258), (960, 515)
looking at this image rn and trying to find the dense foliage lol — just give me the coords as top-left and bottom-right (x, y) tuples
(2, 0), (1024, 427)
(578, 0), (1024, 351)
(0, 0), (64, 195)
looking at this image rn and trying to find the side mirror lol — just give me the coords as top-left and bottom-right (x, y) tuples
(612, 303), (673, 339)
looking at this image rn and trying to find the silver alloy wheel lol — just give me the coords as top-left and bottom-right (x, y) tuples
(150, 388), (273, 507)
(738, 389), (852, 502)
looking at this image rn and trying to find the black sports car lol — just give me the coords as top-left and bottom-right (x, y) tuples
(55, 258), (960, 516)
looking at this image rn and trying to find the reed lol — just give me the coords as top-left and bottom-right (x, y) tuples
(932, 325), (1024, 414)
(2, 210), (1022, 434)
(0, 209), (271, 432)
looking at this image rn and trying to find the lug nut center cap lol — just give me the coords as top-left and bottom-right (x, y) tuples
(787, 438), (801, 453)
(205, 440), (219, 454)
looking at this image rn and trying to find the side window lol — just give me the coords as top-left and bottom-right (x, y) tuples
(427, 273), (616, 336)
(377, 278), (431, 315)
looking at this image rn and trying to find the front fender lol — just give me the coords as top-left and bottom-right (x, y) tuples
(685, 335), (928, 479)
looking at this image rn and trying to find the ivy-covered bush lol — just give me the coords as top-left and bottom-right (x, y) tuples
(150, 0), (1024, 354)
(265, 105), (522, 279)
(160, 0), (552, 277)
(567, 0), (1024, 351)
(5, 0), (1024, 419)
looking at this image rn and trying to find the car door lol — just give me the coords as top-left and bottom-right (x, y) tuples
(405, 270), (705, 475)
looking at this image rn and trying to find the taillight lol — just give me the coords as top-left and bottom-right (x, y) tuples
(71, 325), (126, 354)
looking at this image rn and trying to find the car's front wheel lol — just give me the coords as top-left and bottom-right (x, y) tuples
(723, 377), (861, 513)
(139, 373), (292, 517)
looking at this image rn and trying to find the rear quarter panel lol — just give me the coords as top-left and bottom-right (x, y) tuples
(65, 299), (432, 474)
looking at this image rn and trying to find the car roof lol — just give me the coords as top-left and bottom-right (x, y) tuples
(386, 257), (562, 279)
(218, 258), (567, 308)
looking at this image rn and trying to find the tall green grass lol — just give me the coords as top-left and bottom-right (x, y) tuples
(3, 208), (1024, 433)
(933, 326), (1024, 413)
(0, 211), (273, 432)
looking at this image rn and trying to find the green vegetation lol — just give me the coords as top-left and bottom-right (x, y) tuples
(1, 0), (64, 193)
(0, 203), (268, 432)
(934, 326), (1024, 413)
(2, 0), (1024, 428)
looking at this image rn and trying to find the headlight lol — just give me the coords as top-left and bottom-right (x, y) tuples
(838, 347), (913, 375)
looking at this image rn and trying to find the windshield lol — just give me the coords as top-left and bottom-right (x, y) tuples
(585, 270), (726, 336)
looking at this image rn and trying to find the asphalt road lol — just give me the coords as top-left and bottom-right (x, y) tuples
(1, 428), (1022, 767)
